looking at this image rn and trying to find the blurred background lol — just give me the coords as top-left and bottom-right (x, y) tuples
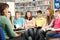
(0, 0), (59, 17)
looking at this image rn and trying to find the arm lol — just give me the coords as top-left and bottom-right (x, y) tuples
(48, 19), (54, 27)
(14, 19), (19, 28)
(46, 28), (60, 31)
(21, 19), (25, 29)
(42, 19), (46, 28)
(21, 21), (25, 29)
(44, 19), (54, 30)
(11, 17), (14, 29)
(24, 21), (29, 29)
(4, 17), (19, 37)
(55, 28), (60, 31)
(41, 19), (47, 30)
(35, 18), (38, 28)
(33, 18), (35, 27)
(29, 18), (35, 28)
(14, 19), (17, 26)
(51, 28), (60, 31)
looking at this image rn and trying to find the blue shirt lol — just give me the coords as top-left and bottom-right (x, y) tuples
(14, 18), (25, 28)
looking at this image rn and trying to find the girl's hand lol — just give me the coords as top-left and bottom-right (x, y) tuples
(51, 28), (56, 31)
(46, 27), (52, 30)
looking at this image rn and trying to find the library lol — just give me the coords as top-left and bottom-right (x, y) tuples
(0, 0), (53, 17)
(0, 0), (60, 40)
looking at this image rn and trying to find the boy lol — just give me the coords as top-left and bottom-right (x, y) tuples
(14, 11), (25, 29)
(35, 10), (46, 40)
(35, 10), (46, 28)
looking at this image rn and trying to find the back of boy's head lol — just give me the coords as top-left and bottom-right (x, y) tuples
(55, 10), (60, 14)
(37, 10), (42, 14)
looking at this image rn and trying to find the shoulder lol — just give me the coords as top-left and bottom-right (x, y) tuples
(0, 16), (8, 20)
(35, 17), (38, 20)
(20, 17), (24, 20)
(0, 16), (6, 23)
(42, 17), (46, 21)
(0, 16), (11, 24)
(0, 16), (6, 18)
(41, 17), (45, 19)
(20, 17), (25, 21)
(35, 17), (39, 21)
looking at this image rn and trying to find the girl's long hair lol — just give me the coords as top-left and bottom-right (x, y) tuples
(46, 8), (54, 22)
(25, 11), (32, 20)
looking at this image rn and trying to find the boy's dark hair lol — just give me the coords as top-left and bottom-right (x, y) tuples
(0, 3), (9, 15)
(37, 10), (42, 14)
(55, 10), (60, 13)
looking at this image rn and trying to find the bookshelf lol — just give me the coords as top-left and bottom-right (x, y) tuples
(0, 0), (47, 17)
(15, 0), (50, 17)
(0, 0), (50, 17)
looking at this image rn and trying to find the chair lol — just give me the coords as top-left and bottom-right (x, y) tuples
(0, 27), (5, 40)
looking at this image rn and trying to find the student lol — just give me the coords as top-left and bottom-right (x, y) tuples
(35, 10), (46, 28)
(46, 8), (55, 27)
(24, 11), (35, 29)
(35, 10), (46, 40)
(24, 11), (35, 40)
(14, 11), (25, 29)
(45, 10), (60, 40)
(0, 3), (20, 40)
(35, 8), (55, 40)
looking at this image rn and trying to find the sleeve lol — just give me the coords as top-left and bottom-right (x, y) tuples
(24, 20), (28, 29)
(22, 18), (25, 24)
(14, 19), (17, 25)
(43, 18), (46, 26)
(35, 18), (37, 26)
(4, 17), (16, 37)
(22, 18), (25, 26)
(32, 18), (35, 26)
(24, 20), (26, 27)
